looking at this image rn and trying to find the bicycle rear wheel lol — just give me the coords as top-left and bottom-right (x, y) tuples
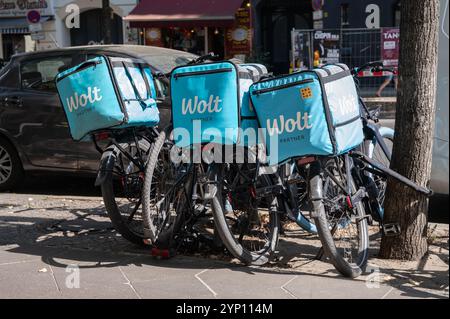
(101, 139), (151, 246)
(309, 157), (369, 278)
(210, 159), (280, 266)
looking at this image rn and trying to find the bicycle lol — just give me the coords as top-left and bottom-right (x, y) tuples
(93, 127), (159, 246)
(350, 62), (432, 235)
(141, 54), (281, 262)
(56, 55), (161, 246)
(140, 54), (228, 255)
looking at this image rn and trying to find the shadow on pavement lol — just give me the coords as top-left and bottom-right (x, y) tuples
(1, 202), (447, 299)
(12, 174), (101, 197)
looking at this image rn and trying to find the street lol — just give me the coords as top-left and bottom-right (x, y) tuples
(0, 182), (448, 299)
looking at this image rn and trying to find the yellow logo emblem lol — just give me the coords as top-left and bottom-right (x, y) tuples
(301, 87), (313, 99)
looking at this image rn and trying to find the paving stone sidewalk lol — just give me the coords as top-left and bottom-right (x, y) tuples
(0, 193), (448, 299)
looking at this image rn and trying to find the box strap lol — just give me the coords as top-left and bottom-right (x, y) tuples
(122, 62), (152, 111)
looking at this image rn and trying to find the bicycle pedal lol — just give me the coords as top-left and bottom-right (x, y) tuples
(151, 247), (174, 259)
(383, 223), (401, 237)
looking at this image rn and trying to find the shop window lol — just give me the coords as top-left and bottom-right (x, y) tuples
(0, 65), (20, 89)
(394, 2), (401, 27)
(341, 3), (350, 27)
(21, 56), (73, 92)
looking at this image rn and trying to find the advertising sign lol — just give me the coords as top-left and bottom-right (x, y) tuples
(314, 30), (340, 65)
(145, 28), (164, 47)
(381, 28), (400, 67)
(291, 30), (312, 71)
(0, 0), (54, 17)
(225, 8), (252, 60)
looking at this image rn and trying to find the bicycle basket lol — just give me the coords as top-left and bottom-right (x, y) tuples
(56, 56), (160, 141)
(250, 63), (364, 165)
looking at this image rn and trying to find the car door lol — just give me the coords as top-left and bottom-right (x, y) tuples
(13, 54), (79, 169)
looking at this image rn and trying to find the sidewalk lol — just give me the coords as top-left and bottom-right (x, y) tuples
(0, 193), (448, 299)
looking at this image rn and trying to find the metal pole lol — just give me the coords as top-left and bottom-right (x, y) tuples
(204, 27), (209, 54)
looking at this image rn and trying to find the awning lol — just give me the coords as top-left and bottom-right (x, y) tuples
(0, 17), (51, 35)
(125, 0), (244, 28)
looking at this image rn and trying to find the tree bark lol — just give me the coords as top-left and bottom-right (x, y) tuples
(102, 0), (113, 44)
(379, 0), (440, 260)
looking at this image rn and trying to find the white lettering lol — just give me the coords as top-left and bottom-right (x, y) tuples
(66, 87), (102, 113)
(181, 95), (223, 115)
(365, 4), (380, 29)
(266, 112), (313, 136)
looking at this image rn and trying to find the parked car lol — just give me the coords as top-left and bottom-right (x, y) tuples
(0, 45), (196, 190)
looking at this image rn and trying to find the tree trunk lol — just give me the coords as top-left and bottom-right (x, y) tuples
(102, 0), (113, 44)
(379, 0), (440, 260)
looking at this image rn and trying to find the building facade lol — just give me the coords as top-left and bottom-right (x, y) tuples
(252, 0), (401, 72)
(1, 0), (138, 61)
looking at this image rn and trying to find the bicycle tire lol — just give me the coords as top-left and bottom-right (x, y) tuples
(210, 162), (280, 266)
(101, 140), (151, 246)
(310, 160), (369, 278)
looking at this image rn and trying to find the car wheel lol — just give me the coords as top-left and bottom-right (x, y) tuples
(0, 137), (23, 191)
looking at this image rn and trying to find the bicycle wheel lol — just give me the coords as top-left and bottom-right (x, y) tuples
(210, 158), (280, 266)
(101, 139), (151, 246)
(360, 127), (394, 222)
(141, 130), (190, 248)
(309, 157), (369, 278)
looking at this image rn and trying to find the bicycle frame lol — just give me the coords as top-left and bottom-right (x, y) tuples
(93, 127), (158, 187)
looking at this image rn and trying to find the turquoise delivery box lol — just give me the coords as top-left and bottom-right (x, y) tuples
(170, 61), (269, 148)
(171, 61), (240, 148)
(56, 56), (160, 141)
(250, 63), (364, 165)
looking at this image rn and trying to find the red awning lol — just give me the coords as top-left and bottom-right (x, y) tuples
(125, 0), (244, 28)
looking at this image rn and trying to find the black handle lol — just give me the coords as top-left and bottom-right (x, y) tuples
(4, 96), (22, 106)
(74, 60), (102, 72)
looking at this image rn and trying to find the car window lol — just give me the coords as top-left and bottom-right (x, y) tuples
(0, 64), (20, 89)
(21, 56), (73, 92)
(140, 54), (196, 74)
(154, 78), (168, 99)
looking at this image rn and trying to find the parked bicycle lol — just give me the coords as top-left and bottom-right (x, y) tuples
(56, 55), (161, 246)
(56, 53), (433, 279)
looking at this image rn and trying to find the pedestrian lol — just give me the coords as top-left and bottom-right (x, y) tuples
(376, 73), (398, 97)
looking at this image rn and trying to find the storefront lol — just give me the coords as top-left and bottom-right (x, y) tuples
(0, 0), (139, 61)
(52, 0), (138, 49)
(251, 0), (401, 73)
(0, 0), (54, 61)
(125, 0), (252, 60)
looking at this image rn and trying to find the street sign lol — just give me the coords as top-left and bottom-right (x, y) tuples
(313, 10), (323, 21)
(29, 23), (42, 33)
(313, 20), (324, 30)
(31, 32), (45, 41)
(27, 10), (41, 24)
(311, 0), (324, 11)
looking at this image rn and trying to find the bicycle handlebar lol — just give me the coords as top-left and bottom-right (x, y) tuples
(352, 61), (398, 77)
(187, 52), (219, 65)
